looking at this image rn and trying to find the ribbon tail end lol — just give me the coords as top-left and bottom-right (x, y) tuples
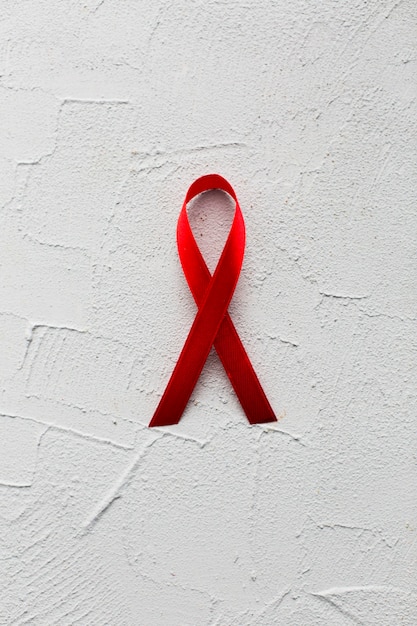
(247, 411), (278, 425)
(148, 414), (181, 428)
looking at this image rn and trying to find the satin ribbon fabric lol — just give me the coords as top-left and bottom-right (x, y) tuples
(149, 174), (276, 427)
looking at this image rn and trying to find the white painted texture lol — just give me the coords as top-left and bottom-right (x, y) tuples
(0, 1), (416, 624)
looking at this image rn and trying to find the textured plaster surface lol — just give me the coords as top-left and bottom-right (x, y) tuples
(0, 1), (416, 624)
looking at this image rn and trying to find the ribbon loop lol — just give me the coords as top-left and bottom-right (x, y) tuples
(149, 174), (276, 427)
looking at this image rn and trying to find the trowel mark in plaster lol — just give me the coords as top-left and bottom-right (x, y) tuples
(0, 414), (47, 487)
(311, 586), (417, 625)
(81, 432), (161, 531)
(80, 425), (212, 532)
(21, 325), (136, 417)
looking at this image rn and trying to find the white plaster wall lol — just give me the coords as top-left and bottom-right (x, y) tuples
(0, 1), (416, 624)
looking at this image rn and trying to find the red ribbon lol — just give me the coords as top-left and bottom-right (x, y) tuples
(149, 174), (276, 427)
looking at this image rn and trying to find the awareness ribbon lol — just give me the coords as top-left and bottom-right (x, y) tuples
(149, 174), (276, 427)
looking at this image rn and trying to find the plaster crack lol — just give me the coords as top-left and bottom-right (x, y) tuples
(89, 0), (106, 14)
(320, 291), (370, 301)
(22, 232), (89, 254)
(359, 310), (417, 322)
(61, 97), (129, 105)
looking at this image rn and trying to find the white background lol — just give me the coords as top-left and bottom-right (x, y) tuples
(0, 1), (416, 624)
